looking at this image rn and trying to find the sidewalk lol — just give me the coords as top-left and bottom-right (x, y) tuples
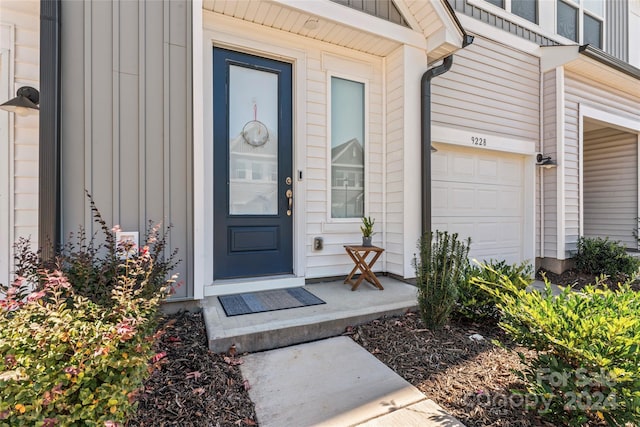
(240, 336), (465, 427)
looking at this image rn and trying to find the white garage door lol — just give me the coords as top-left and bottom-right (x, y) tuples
(432, 145), (525, 265)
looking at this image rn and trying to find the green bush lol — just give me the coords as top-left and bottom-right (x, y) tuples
(414, 231), (470, 330)
(475, 275), (640, 426)
(0, 199), (178, 426)
(575, 236), (640, 280)
(457, 260), (533, 322)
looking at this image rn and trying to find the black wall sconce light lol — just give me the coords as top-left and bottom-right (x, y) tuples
(536, 153), (557, 169)
(0, 86), (40, 116)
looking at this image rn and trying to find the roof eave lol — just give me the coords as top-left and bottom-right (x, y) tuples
(578, 44), (640, 80)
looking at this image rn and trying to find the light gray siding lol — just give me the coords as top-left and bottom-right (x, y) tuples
(330, 0), (409, 27)
(60, 0), (193, 298)
(563, 72), (640, 256)
(447, 0), (558, 46)
(432, 35), (540, 141)
(583, 128), (637, 248)
(605, 0), (628, 63)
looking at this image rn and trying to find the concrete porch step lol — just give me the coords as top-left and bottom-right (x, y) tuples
(202, 277), (418, 354)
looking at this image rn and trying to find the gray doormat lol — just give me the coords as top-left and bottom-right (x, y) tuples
(218, 287), (326, 317)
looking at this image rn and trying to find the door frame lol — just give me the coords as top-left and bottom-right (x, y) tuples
(212, 47), (294, 280)
(199, 20), (308, 297)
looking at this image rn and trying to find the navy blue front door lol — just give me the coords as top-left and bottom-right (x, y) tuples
(213, 48), (293, 279)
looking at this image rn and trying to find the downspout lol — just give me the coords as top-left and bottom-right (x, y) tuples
(39, 0), (62, 259)
(421, 35), (473, 236)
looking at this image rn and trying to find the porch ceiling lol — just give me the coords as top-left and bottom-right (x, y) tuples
(202, 0), (465, 60)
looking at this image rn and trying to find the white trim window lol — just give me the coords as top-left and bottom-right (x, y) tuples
(557, 0), (604, 48)
(329, 75), (367, 219)
(483, 0), (538, 24)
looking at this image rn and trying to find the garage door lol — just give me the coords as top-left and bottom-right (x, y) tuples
(432, 145), (524, 264)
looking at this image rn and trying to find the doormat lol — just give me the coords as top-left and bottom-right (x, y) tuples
(218, 287), (326, 317)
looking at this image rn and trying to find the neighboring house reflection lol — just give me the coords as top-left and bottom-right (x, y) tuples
(332, 138), (364, 218)
(229, 129), (278, 215)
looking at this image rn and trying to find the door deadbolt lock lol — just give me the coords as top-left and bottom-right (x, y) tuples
(285, 176), (292, 185)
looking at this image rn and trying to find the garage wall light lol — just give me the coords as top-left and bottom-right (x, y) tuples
(536, 153), (557, 169)
(0, 86), (40, 116)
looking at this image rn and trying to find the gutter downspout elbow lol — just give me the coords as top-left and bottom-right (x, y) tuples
(420, 55), (453, 237)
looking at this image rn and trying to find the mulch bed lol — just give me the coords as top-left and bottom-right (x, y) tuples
(128, 311), (257, 427)
(129, 310), (556, 427)
(537, 268), (640, 291)
(348, 313), (555, 427)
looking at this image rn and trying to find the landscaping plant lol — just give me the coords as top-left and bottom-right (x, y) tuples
(457, 260), (533, 322)
(575, 236), (640, 281)
(474, 275), (640, 426)
(0, 197), (178, 426)
(414, 230), (470, 330)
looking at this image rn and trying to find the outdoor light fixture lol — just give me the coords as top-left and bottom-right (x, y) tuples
(0, 86), (40, 116)
(536, 153), (557, 169)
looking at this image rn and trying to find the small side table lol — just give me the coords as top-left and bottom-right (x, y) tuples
(343, 245), (385, 291)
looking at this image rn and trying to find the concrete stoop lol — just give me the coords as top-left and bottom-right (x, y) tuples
(202, 277), (419, 354)
(240, 336), (465, 427)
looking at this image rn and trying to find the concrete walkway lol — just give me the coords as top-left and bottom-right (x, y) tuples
(240, 336), (465, 427)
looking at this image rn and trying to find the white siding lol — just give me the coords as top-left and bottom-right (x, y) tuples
(0, 0), (39, 286)
(541, 70), (558, 258)
(384, 46), (405, 276)
(563, 73), (640, 255)
(432, 35), (539, 141)
(583, 128), (638, 248)
(304, 47), (385, 278)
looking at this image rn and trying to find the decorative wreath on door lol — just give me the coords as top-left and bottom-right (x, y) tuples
(241, 104), (269, 147)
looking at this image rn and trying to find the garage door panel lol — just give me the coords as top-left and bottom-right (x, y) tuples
(432, 146), (525, 264)
(433, 182), (521, 217)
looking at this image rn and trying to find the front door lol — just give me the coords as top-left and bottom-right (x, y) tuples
(213, 48), (293, 279)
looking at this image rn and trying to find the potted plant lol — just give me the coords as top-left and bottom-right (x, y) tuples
(360, 216), (375, 247)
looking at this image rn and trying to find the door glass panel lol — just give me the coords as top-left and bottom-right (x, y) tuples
(331, 77), (365, 219)
(229, 65), (278, 215)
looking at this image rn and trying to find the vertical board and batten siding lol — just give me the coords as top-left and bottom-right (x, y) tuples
(431, 35), (539, 141)
(583, 128), (637, 248)
(384, 46), (405, 276)
(541, 70), (558, 259)
(0, 0), (40, 286)
(304, 44), (384, 278)
(60, 1), (193, 298)
(562, 72), (640, 256)
(605, 0), (628, 63)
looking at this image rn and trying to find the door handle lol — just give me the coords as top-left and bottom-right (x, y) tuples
(286, 189), (293, 216)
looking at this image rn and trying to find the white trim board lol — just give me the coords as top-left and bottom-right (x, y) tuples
(431, 125), (537, 155)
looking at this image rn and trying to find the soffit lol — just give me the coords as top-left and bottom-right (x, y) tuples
(541, 45), (640, 98)
(202, 0), (465, 60)
(565, 58), (639, 98)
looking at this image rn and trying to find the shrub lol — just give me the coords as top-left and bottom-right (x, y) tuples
(414, 230), (470, 330)
(475, 275), (640, 426)
(575, 236), (640, 280)
(0, 198), (178, 426)
(457, 260), (533, 322)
